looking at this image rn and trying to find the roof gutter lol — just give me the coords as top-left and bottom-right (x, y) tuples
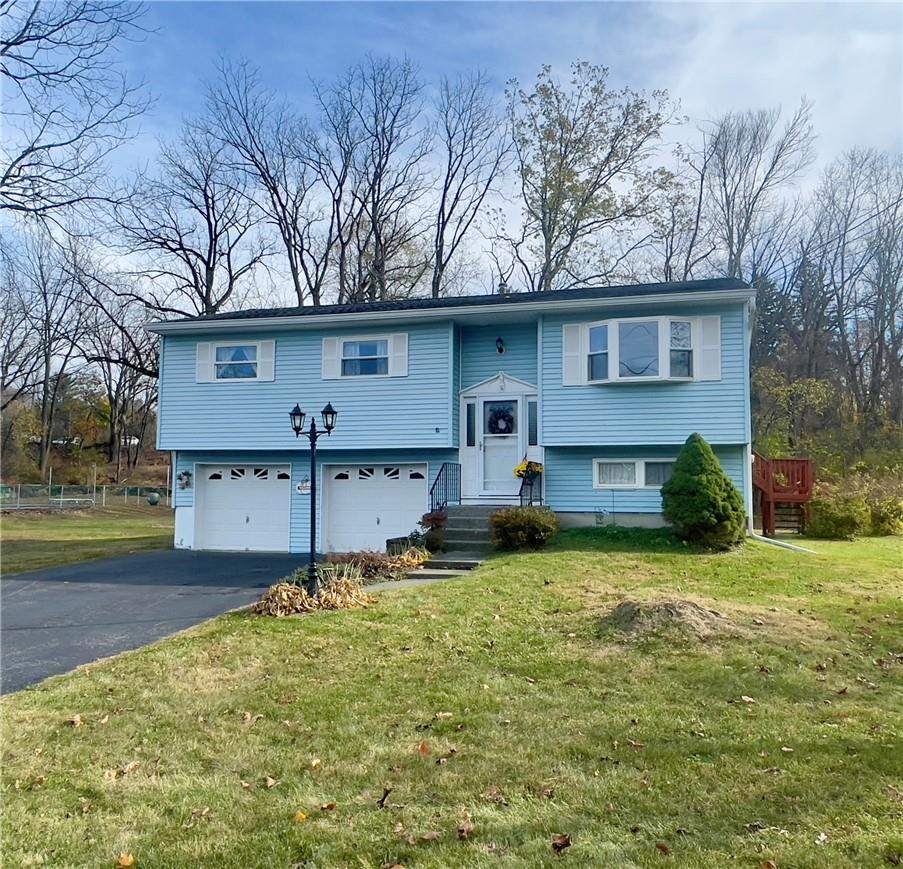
(144, 288), (757, 335)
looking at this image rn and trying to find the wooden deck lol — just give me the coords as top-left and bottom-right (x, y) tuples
(753, 451), (815, 536)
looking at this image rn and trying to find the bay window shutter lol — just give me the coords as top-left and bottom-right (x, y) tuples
(562, 323), (586, 386)
(258, 340), (275, 381)
(196, 342), (214, 382)
(388, 333), (408, 377)
(698, 316), (722, 381)
(322, 337), (341, 379)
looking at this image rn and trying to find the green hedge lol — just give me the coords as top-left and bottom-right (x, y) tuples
(490, 507), (559, 551)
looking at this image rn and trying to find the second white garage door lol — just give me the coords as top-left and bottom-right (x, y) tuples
(324, 464), (428, 552)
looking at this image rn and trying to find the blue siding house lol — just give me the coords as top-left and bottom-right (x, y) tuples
(147, 278), (755, 553)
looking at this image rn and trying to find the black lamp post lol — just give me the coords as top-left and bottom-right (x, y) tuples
(289, 402), (338, 596)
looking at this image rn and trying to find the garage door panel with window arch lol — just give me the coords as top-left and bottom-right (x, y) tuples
(325, 463), (428, 552)
(195, 464), (291, 552)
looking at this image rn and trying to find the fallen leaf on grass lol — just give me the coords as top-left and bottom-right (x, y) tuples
(626, 738), (645, 750)
(310, 757), (321, 770)
(655, 842), (671, 855)
(760, 861), (778, 869)
(434, 712), (453, 720)
(780, 746), (794, 753)
(122, 761), (141, 775)
(67, 714), (82, 728)
(551, 833), (571, 854)
(740, 696), (757, 704)
(320, 802), (336, 811)
(293, 811), (308, 824)
(815, 832), (828, 845)
(377, 786), (392, 809)
(182, 807), (210, 829)
(457, 817), (474, 840)
(836, 687), (849, 696)
(99, 715), (109, 725)
(419, 831), (442, 842)
(265, 776), (279, 789)
(115, 855), (135, 868)
(482, 785), (508, 806)
(242, 711), (264, 724)
(240, 780), (253, 790)
(417, 740), (431, 756)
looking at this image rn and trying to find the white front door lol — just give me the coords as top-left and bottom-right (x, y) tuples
(324, 463), (428, 552)
(481, 398), (520, 496)
(196, 464), (291, 552)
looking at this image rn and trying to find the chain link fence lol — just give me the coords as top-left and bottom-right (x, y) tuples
(0, 484), (172, 510)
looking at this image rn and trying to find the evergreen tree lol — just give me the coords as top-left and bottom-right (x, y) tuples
(662, 433), (747, 550)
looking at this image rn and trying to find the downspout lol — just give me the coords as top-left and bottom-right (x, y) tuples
(748, 531), (816, 555)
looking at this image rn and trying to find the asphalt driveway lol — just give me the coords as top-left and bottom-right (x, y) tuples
(1, 550), (305, 694)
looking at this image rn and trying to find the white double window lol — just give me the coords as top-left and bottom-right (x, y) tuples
(195, 340), (275, 383)
(563, 315), (720, 385)
(322, 333), (408, 379)
(593, 458), (675, 489)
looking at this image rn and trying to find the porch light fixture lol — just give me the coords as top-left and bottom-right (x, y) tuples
(288, 402), (339, 596)
(496, 336), (505, 355)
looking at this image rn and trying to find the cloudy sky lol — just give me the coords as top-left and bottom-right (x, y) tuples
(127, 0), (901, 185)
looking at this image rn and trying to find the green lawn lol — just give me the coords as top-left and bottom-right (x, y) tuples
(1, 506), (174, 574)
(2, 530), (902, 867)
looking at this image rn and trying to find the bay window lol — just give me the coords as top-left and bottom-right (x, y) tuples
(578, 316), (701, 384)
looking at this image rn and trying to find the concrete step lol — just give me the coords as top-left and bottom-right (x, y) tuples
(426, 551), (486, 571)
(410, 567), (467, 580)
(444, 516), (495, 530)
(446, 505), (508, 517)
(443, 539), (493, 555)
(444, 526), (492, 539)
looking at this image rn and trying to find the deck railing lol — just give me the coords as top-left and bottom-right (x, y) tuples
(429, 462), (461, 512)
(752, 451), (814, 501)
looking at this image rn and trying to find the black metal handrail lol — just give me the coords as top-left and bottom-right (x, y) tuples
(429, 462), (461, 512)
(519, 471), (543, 507)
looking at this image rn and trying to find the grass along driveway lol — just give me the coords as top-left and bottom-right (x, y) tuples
(1, 506), (174, 574)
(2, 530), (902, 867)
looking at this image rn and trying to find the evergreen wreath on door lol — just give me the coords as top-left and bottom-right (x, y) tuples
(487, 405), (516, 434)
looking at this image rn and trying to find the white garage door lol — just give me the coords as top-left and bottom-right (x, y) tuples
(196, 464), (291, 552)
(325, 464), (428, 552)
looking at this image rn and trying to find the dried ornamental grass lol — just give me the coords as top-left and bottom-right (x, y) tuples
(252, 565), (373, 617)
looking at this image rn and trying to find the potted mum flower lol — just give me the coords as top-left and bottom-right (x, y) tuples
(514, 459), (544, 482)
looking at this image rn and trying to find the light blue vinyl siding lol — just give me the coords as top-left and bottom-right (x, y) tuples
(159, 322), (452, 451)
(459, 323), (538, 390)
(451, 324), (461, 447)
(175, 448), (456, 553)
(540, 303), (748, 445)
(544, 445), (746, 514)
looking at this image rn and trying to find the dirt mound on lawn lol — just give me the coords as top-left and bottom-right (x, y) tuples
(600, 599), (736, 641)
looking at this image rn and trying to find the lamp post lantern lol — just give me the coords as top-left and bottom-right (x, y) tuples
(289, 402), (338, 596)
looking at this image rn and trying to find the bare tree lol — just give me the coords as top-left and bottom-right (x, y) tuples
(505, 61), (673, 293)
(814, 149), (903, 425)
(0, 0), (149, 220)
(703, 101), (816, 279)
(332, 56), (432, 302)
(8, 231), (86, 478)
(115, 122), (271, 316)
(0, 244), (42, 409)
(430, 71), (508, 297)
(207, 60), (332, 306)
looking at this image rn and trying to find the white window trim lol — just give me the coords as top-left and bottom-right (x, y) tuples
(339, 334), (392, 379)
(211, 341), (263, 383)
(584, 316), (697, 385)
(592, 458), (677, 490)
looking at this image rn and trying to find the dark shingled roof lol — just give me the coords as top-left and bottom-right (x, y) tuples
(175, 278), (751, 323)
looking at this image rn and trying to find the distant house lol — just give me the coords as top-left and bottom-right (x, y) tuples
(146, 278), (755, 553)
